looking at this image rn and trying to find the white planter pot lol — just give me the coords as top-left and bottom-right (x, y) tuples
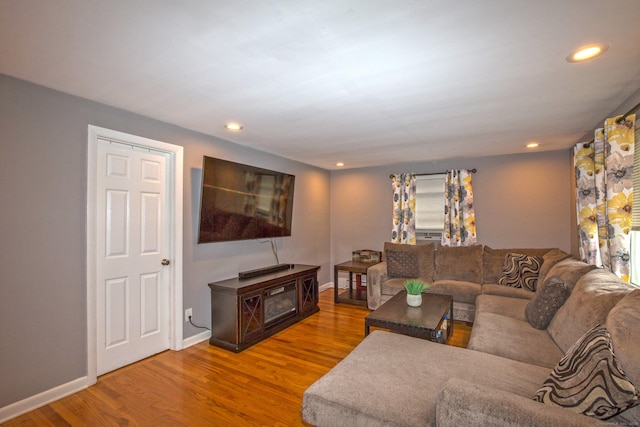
(406, 293), (422, 307)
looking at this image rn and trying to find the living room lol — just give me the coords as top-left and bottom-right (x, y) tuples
(2, 1), (640, 425)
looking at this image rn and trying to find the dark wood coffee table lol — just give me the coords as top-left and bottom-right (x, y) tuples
(365, 291), (453, 343)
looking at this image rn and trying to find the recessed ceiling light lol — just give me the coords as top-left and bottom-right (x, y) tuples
(526, 142), (540, 149)
(566, 44), (608, 63)
(225, 123), (243, 131)
(336, 162), (345, 167)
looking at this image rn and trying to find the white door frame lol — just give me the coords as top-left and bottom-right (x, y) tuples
(86, 125), (183, 386)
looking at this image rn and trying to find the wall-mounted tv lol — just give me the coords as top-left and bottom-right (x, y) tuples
(197, 156), (295, 244)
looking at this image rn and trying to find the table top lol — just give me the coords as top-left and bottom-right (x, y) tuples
(365, 291), (452, 331)
(334, 260), (380, 273)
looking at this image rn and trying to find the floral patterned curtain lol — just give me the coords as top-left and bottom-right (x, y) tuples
(391, 173), (417, 244)
(574, 114), (635, 282)
(442, 169), (477, 246)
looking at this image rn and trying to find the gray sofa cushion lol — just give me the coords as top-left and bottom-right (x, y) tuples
(607, 290), (640, 426)
(481, 283), (534, 300)
(435, 245), (484, 283)
(427, 280), (481, 305)
(543, 257), (597, 293)
(548, 268), (632, 354)
(467, 312), (564, 369)
(525, 275), (570, 330)
(607, 290), (640, 388)
(416, 243), (436, 281)
(381, 277), (408, 296)
(538, 248), (572, 285)
(436, 378), (597, 427)
(482, 246), (550, 284)
(302, 330), (551, 427)
(475, 294), (528, 322)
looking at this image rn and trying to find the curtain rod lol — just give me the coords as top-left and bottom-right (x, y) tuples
(583, 101), (640, 145)
(389, 168), (477, 179)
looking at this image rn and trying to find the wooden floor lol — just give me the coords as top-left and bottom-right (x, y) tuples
(4, 290), (471, 427)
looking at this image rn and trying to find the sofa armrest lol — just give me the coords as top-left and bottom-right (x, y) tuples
(367, 262), (388, 310)
(436, 378), (597, 427)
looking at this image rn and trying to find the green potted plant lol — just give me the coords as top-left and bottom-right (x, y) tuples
(404, 279), (429, 307)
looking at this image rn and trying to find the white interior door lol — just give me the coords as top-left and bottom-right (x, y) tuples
(96, 139), (171, 375)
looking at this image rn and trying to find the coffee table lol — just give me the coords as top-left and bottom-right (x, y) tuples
(364, 291), (453, 343)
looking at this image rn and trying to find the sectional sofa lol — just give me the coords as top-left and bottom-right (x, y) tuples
(302, 244), (640, 426)
(367, 242), (559, 322)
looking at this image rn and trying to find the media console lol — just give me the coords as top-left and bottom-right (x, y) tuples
(208, 264), (320, 352)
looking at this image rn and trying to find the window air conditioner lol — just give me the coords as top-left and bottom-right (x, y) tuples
(416, 230), (443, 243)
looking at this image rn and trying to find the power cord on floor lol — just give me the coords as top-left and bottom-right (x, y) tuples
(188, 316), (211, 331)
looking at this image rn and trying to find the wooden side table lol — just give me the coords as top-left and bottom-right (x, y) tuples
(333, 260), (379, 306)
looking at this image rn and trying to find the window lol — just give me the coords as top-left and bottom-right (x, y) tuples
(631, 124), (639, 286)
(415, 174), (446, 231)
(256, 174), (275, 217)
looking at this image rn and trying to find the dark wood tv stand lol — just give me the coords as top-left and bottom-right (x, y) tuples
(208, 264), (320, 352)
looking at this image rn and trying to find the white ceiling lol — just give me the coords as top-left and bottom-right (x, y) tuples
(2, 1), (640, 170)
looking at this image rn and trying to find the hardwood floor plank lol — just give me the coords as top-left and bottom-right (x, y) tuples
(3, 289), (472, 426)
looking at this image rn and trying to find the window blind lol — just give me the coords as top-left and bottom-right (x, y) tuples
(415, 174), (446, 230)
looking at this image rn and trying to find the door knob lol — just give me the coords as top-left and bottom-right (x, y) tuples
(161, 259), (170, 266)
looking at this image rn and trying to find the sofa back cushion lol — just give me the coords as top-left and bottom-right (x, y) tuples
(547, 268), (633, 353)
(606, 291), (640, 426)
(542, 257), (597, 293)
(384, 242), (435, 282)
(435, 245), (484, 283)
(537, 248), (572, 285)
(606, 289), (640, 389)
(482, 247), (550, 284)
(416, 243), (435, 282)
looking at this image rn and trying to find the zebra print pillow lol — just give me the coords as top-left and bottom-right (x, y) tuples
(533, 324), (640, 420)
(498, 253), (543, 291)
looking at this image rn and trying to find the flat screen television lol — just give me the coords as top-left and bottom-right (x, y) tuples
(197, 156), (295, 244)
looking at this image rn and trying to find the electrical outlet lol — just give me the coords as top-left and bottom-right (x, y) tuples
(185, 308), (192, 322)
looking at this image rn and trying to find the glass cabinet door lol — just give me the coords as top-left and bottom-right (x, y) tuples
(241, 293), (263, 339)
(299, 274), (317, 313)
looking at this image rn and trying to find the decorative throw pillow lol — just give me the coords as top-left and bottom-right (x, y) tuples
(386, 250), (418, 278)
(524, 275), (569, 329)
(498, 253), (543, 291)
(533, 324), (640, 420)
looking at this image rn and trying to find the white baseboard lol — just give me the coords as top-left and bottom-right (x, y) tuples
(0, 376), (89, 423)
(0, 331), (209, 424)
(1, 280), (338, 423)
(319, 282), (333, 292)
(182, 330), (211, 348)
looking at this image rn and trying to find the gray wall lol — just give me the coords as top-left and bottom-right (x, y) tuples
(0, 71), (603, 412)
(330, 150), (575, 266)
(0, 74), (330, 407)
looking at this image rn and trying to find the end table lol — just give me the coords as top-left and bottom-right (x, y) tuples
(334, 260), (379, 306)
